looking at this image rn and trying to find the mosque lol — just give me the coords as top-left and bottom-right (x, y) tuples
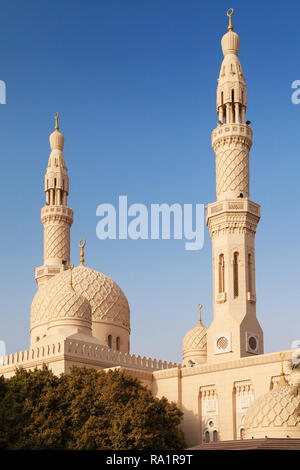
(0, 9), (300, 448)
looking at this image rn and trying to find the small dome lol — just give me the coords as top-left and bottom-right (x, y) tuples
(48, 288), (91, 322)
(244, 382), (300, 439)
(47, 287), (92, 334)
(49, 130), (64, 151)
(182, 317), (207, 366)
(221, 31), (240, 56)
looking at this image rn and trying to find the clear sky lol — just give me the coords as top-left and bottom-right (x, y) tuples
(0, 0), (299, 363)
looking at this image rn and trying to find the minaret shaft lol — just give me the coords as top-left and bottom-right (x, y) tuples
(35, 115), (73, 287)
(206, 14), (263, 362)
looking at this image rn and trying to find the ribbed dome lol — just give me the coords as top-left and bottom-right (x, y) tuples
(221, 31), (240, 56)
(183, 323), (207, 353)
(244, 383), (300, 439)
(182, 316), (207, 365)
(49, 130), (64, 151)
(31, 265), (130, 332)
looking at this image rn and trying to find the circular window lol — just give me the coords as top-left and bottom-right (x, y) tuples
(209, 420), (214, 427)
(248, 336), (257, 351)
(217, 336), (228, 350)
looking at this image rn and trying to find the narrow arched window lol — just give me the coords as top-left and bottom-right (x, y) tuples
(219, 254), (225, 293)
(240, 428), (245, 440)
(233, 252), (239, 297)
(248, 254), (252, 293)
(213, 430), (218, 442)
(116, 337), (120, 351)
(108, 335), (112, 348)
(231, 89), (235, 122)
(54, 178), (57, 187)
(205, 431), (210, 443)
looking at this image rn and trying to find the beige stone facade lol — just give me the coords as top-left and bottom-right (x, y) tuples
(0, 10), (299, 448)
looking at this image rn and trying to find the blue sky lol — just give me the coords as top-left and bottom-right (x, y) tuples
(0, 0), (299, 363)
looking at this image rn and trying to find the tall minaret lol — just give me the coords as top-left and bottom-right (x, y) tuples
(206, 10), (263, 362)
(35, 114), (73, 286)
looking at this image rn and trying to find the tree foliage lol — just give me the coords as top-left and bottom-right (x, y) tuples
(0, 366), (185, 450)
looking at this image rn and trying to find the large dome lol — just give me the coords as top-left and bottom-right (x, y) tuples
(31, 265), (130, 332)
(244, 383), (300, 439)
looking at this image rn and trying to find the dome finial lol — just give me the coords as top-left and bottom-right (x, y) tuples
(79, 239), (86, 265)
(54, 112), (60, 131)
(69, 264), (74, 290)
(197, 303), (203, 324)
(279, 352), (288, 386)
(227, 8), (234, 32)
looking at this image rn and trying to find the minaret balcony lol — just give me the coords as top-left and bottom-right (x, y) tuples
(206, 199), (260, 222)
(41, 205), (73, 225)
(212, 122), (252, 147)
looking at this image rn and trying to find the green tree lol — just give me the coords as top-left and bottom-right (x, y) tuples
(0, 366), (185, 450)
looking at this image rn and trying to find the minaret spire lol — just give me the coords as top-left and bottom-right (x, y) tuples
(205, 11), (263, 363)
(35, 114), (74, 286)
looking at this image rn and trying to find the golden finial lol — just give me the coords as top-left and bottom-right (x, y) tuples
(79, 239), (86, 266)
(278, 352), (288, 386)
(197, 304), (203, 324)
(227, 8), (234, 32)
(54, 112), (60, 131)
(69, 264), (74, 290)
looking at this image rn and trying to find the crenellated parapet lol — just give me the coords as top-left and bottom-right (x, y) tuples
(0, 338), (177, 377)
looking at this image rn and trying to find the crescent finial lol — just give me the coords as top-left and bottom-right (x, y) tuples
(197, 304), (203, 324)
(54, 112), (60, 131)
(227, 8), (234, 32)
(79, 239), (86, 266)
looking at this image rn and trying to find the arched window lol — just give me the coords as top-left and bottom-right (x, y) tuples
(213, 430), (218, 442)
(248, 253), (252, 293)
(218, 254), (225, 293)
(108, 335), (112, 348)
(54, 178), (57, 187)
(204, 431), (210, 443)
(240, 428), (245, 440)
(233, 252), (239, 297)
(116, 337), (120, 351)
